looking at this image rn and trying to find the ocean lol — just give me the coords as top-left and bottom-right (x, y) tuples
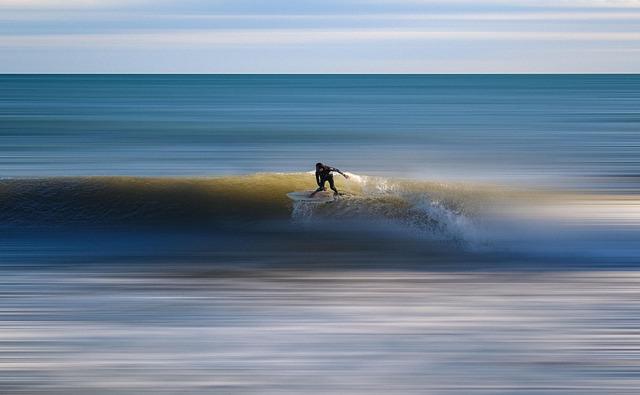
(1, 75), (640, 394)
(2, 74), (639, 186)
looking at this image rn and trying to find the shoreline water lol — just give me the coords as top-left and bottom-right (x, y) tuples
(2, 267), (640, 394)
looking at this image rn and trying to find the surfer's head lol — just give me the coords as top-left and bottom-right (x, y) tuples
(316, 162), (323, 170)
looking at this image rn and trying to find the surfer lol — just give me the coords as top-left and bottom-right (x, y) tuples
(310, 162), (349, 197)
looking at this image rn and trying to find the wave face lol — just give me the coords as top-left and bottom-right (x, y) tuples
(0, 173), (491, 231)
(0, 174), (307, 227)
(0, 173), (500, 267)
(0, 172), (516, 253)
(2, 173), (638, 267)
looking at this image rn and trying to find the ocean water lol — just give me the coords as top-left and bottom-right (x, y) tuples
(1, 75), (640, 394)
(2, 75), (639, 187)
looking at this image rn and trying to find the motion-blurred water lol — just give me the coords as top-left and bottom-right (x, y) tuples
(2, 74), (639, 189)
(4, 269), (640, 395)
(1, 75), (640, 394)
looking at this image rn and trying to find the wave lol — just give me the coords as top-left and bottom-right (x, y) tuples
(3, 173), (639, 265)
(0, 174), (303, 226)
(0, 173), (509, 240)
(291, 173), (492, 244)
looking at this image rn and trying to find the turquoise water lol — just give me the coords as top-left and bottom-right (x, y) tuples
(2, 74), (639, 189)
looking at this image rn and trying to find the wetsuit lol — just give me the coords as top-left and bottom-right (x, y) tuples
(314, 166), (341, 195)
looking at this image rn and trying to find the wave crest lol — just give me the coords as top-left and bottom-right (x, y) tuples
(292, 173), (482, 243)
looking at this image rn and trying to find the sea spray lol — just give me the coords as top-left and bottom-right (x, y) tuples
(290, 172), (481, 245)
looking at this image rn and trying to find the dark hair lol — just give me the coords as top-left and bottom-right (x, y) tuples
(315, 162), (323, 168)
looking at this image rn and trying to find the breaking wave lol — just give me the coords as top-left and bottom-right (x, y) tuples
(290, 173), (487, 244)
(2, 172), (638, 264)
(0, 173), (507, 244)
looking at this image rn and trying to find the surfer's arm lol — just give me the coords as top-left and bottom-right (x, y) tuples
(315, 171), (322, 186)
(331, 167), (349, 179)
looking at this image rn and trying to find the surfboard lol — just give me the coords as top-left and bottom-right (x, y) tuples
(287, 190), (335, 203)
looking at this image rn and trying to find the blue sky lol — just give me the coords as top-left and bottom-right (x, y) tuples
(1, 0), (639, 72)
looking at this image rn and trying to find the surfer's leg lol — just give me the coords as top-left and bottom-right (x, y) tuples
(328, 176), (339, 196)
(309, 180), (326, 197)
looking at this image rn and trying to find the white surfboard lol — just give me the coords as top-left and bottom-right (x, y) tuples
(287, 190), (335, 203)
